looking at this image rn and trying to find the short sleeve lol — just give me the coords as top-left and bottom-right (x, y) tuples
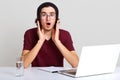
(23, 30), (32, 50)
(23, 28), (38, 50)
(60, 30), (75, 51)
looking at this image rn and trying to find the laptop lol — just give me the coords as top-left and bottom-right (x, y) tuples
(58, 44), (120, 78)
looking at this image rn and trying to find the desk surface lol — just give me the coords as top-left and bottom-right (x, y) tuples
(0, 67), (120, 80)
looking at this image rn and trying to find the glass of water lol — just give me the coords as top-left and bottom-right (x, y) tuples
(16, 57), (24, 77)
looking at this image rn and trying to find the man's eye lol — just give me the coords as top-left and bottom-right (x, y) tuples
(50, 13), (55, 16)
(50, 14), (54, 16)
(42, 13), (46, 16)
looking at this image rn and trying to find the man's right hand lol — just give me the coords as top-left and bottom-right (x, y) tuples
(37, 21), (46, 42)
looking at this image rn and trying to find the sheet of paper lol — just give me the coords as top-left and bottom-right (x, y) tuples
(38, 66), (71, 73)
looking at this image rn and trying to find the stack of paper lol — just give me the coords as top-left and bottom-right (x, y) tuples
(38, 66), (71, 73)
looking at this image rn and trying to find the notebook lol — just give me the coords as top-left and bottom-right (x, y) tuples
(58, 44), (120, 78)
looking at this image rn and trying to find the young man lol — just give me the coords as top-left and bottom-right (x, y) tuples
(22, 2), (79, 68)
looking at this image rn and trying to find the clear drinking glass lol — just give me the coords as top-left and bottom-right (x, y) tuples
(16, 57), (24, 77)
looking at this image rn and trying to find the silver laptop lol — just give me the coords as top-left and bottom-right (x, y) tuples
(59, 44), (120, 78)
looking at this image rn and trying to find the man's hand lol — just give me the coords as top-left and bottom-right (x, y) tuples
(52, 20), (60, 43)
(37, 21), (46, 42)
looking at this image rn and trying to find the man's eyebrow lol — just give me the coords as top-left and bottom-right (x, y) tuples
(41, 12), (46, 14)
(41, 12), (55, 14)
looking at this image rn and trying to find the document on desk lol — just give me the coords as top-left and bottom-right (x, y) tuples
(38, 66), (71, 73)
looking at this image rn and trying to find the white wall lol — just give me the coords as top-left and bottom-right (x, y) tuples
(0, 0), (120, 67)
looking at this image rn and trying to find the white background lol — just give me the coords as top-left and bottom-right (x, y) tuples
(0, 0), (120, 67)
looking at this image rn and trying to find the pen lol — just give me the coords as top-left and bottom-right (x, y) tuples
(52, 71), (58, 73)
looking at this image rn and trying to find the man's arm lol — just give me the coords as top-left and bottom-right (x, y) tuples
(54, 40), (79, 68)
(22, 40), (44, 68)
(22, 21), (46, 68)
(52, 20), (79, 68)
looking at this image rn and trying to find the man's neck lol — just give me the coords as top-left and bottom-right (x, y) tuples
(44, 30), (52, 40)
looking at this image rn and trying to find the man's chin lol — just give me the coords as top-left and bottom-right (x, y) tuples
(44, 28), (53, 31)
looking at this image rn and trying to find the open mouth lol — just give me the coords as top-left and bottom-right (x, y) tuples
(46, 23), (51, 25)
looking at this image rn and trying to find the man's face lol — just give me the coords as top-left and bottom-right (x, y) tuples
(40, 6), (56, 31)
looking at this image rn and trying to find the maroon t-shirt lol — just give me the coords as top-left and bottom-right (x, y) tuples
(23, 28), (75, 67)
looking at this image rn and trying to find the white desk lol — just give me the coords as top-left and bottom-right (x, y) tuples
(0, 67), (120, 80)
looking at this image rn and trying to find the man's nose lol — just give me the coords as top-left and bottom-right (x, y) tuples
(46, 15), (50, 21)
